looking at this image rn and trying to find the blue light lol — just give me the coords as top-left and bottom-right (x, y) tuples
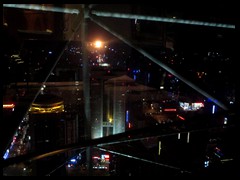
(126, 110), (129, 123)
(212, 105), (215, 114)
(70, 158), (76, 163)
(3, 149), (9, 159)
(133, 75), (136, 81)
(204, 160), (209, 168)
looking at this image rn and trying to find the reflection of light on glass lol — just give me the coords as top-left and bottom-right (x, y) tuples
(3, 4), (79, 14)
(92, 11), (235, 29)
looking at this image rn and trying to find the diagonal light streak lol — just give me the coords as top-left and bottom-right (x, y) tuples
(3, 4), (235, 29)
(91, 10), (235, 29)
(97, 147), (192, 174)
(89, 14), (228, 110)
(3, 4), (80, 14)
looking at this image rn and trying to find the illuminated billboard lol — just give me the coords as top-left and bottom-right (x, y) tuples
(179, 102), (204, 111)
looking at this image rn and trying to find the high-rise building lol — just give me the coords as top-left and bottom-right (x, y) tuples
(91, 74), (160, 139)
(27, 93), (78, 176)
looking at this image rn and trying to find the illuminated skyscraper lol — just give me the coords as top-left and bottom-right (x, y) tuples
(91, 74), (157, 139)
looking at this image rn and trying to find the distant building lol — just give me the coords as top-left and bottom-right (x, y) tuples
(28, 93), (66, 151)
(91, 74), (159, 138)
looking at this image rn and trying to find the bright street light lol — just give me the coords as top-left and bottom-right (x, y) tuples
(94, 40), (103, 48)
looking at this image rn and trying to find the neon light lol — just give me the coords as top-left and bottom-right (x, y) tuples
(93, 156), (100, 159)
(194, 102), (204, 106)
(126, 110), (129, 123)
(29, 104), (64, 114)
(3, 104), (15, 109)
(177, 114), (185, 121)
(133, 75), (136, 81)
(102, 154), (110, 159)
(3, 149), (9, 159)
(70, 159), (76, 162)
(163, 108), (177, 112)
(212, 105), (215, 114)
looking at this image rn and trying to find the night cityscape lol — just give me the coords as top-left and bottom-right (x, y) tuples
(2, 4), (239, 176)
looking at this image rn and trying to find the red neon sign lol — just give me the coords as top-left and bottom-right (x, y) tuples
(163, 108), (176, 112)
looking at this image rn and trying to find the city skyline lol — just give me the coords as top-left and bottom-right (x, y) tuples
(3, 4), (238, 176)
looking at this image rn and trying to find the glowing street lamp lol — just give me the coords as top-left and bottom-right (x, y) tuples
(94, 40), (103, 48)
